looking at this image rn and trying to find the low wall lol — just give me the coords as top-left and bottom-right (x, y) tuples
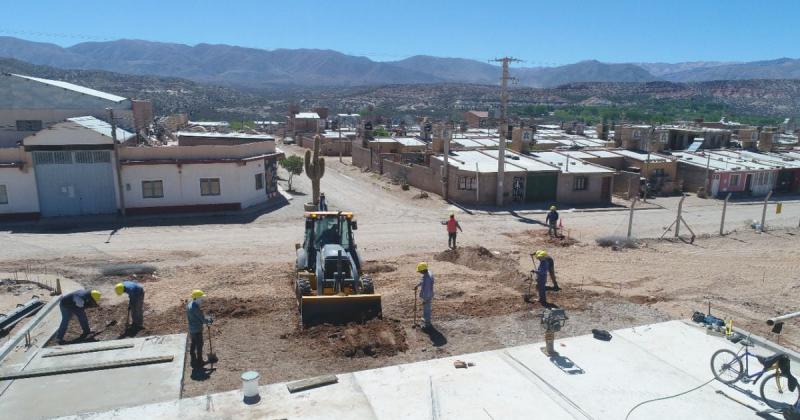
(119, 142), (276, 161)
(613, 171), (641, 199)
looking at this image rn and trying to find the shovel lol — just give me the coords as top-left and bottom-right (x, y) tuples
(412, 287), (419, 329)
(206, 324), (219, 364)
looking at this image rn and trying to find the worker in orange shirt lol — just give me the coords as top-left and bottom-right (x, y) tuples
(443, 213), (463, 249)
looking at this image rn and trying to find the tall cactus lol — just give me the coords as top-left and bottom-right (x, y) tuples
(304, 135), (325, 206)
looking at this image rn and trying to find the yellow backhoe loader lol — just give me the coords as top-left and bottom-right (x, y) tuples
(294, 211), (381, 326)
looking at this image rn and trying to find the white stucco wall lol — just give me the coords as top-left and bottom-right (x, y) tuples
(0, 166), (39, 214)
(121, 160), (267, 210)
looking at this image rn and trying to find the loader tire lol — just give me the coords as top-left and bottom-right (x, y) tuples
(361, 277), (375, 295)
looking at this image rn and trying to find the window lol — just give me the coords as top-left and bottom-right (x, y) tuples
(457, 176), (475, 191)
(255, 173), (264, 190)
(632, 130), (641, 139)
(573, 176), (588, 191)
(16, 120), (42, 131)
(730, 174), (740, 186)
(200, 178), (221, 196)
(0, 185), (7, 204)
(142, 180), (164, 198)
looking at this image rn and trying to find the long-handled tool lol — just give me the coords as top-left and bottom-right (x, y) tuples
(524, 254), (538, 303)
(87, 319), (118, 338)
(206, 324), (219, 364)
(412, 287), (419, 329)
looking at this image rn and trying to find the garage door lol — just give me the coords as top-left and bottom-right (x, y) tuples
(33, 151), (117, 217)
(525, 173), (557, 203)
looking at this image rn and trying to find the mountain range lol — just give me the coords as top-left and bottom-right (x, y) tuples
(2, 37), (800, 88)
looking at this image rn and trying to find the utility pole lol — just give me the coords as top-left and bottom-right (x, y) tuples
(491, 56), (520, 207)
(108, 108), (126, 217)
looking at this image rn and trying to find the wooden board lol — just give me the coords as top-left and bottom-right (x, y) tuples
(286, 374), (338, 393)
(42, 343), (135, 358)
(0, 355), (174, 380)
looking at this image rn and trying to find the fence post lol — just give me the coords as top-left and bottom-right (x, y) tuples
(627, 197), (638, 239)
(760, 190), (773, 233)
(720, 192), (731, 236)
(674, 195), (686, 238)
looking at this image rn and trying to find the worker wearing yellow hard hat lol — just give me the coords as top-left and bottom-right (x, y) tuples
(533, 250), (555, 307)
(534, 249), (560, 292)
(187, 289), (212, 367)
(115, 278), (145, 331)
(56, 289), (102, 345)
(414, 262), (435, 329)
(546, 205), (560, 237)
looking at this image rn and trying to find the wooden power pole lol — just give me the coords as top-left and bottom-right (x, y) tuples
(491, 57), (520, 206)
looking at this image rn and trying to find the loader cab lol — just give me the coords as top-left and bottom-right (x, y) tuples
(298, 212), (360, 272)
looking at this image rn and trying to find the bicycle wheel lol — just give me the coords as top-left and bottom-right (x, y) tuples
(710, 349), (743, 384)
(760, 372), (800, 409)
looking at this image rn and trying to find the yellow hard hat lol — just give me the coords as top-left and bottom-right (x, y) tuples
(191, 289), (206, 299)
(536, 250), (548, 258)
(114, 283), (125, 296)
(90, 290), (102, 303)
(550, 206), (557, 211)
(416, 262), (428, 273)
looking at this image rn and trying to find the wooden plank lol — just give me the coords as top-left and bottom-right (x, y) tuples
(286, 374), (338, 393)
(0, 355), (174, 380)
(41, 343), (135, 358)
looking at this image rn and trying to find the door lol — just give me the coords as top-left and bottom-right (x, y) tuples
(33, 150), (118, 217)
(512, 177), (524, 202)
(601, 177), (611, 203)
(525, 173), (557, 203)
(744, 174), (753, 194)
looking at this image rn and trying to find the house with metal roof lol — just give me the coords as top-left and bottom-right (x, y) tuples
(0, 73), (150, 148)
(527, 151), (615, 205)
(671, 151), (778, 197)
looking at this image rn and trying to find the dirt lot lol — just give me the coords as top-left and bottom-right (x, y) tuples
(3, 153), (800, 398)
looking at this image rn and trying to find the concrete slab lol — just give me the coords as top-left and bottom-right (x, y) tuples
(63, 321), (780, 420)
(0, 334), (186, 419)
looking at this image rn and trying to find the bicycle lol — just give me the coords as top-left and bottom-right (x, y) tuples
(710, 341), (799, 410)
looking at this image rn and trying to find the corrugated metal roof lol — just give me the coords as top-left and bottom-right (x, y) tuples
(68, 116), (135, 141)
(11, 74), (127, 103)
(175, 131), (274, 140)
(528, 151), (615, 174)
(295, 112), (320, 119)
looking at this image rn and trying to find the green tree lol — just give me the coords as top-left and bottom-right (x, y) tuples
(372, 127), (390, 137)
(279, 155), (304, 191)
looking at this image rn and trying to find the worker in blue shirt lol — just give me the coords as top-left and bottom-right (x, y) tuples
(545, 206), (559, 237)
(415, 262), (434, 329)
(534, 251), (551, 306)
(186, 289), (212, 367)
(115, 279), (145, 329)
(56, 289), (102, 345)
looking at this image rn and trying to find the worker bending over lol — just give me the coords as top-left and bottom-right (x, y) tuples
(534, 249), (560, 291)
(443, 213), (463, 249)
(115, 279), (145, 330)
(545, 206), (559, 237)
(56, 289), (101, 345)
(186, 290), (212, 368)
(534, 251), (551, 306)
(415, 262), (435, 329)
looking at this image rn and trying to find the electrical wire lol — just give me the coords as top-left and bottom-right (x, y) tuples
(624, 377), (716, 420)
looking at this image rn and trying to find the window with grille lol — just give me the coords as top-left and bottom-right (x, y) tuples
(457, 176), (475, 191)
(33, 151), (72, 164)
(74, 151), (111, 164)
(255, 173), (264, 190)
(574, 176), (588, 191)
(16, 120), (42, 131)
(200, 178), (221, 196)
(730, 174), (740, 186)
(0, 185), (7, 204)
(142, 180), (164, 198)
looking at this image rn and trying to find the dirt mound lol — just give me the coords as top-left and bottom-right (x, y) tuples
(434, 246), (508, 271)
(297, 319), (408, 358)
(502, 230), (580, 248)
(361, 261), (397, 274)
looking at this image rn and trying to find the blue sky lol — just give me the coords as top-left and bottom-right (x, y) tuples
(3, 0), (798, 65)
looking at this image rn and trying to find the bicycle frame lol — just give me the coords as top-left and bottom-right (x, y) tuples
(736, 347), (781, 384)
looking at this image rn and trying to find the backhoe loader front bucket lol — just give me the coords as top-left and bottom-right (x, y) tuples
(299, 294), (382, 326)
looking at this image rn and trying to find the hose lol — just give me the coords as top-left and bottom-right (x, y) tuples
(624, 377), (716, 420)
